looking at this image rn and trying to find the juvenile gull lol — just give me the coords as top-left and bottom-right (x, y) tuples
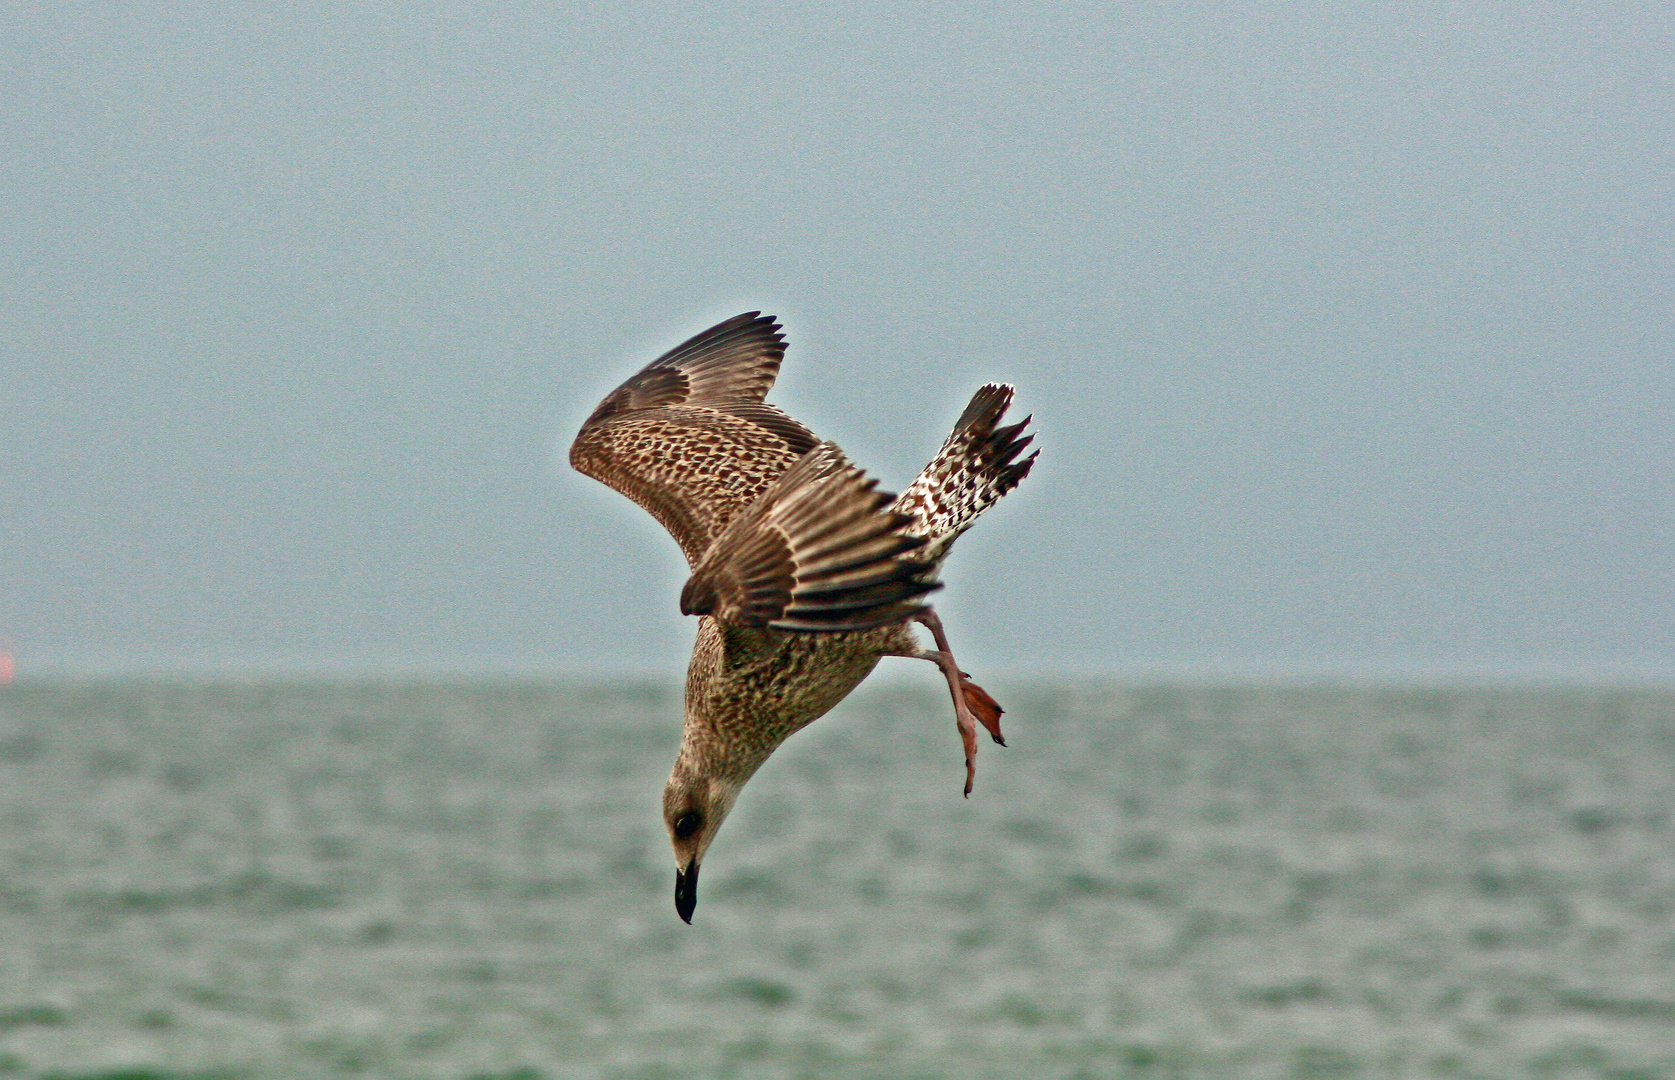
(570, 312), (1036, 922)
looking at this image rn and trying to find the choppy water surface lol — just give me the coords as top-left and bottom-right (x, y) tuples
(0, 680), (1671, 1079)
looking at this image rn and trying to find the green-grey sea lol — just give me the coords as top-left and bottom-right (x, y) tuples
(0, 680), (1671, 1079)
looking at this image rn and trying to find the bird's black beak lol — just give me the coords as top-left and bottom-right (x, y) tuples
(675, 857), (699, 924)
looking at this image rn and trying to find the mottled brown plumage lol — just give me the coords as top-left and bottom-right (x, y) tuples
(571, 312), (1037, 921)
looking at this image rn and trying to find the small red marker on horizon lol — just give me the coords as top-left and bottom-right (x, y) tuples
(0, 652), (12, 685)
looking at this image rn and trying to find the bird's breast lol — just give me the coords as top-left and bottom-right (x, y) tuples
(682, 620), (913, 770)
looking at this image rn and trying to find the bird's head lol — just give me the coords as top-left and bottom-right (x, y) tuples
(662, 760), (742, 924)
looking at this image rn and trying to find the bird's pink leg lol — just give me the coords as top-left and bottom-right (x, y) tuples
(897, 608), (1006, 797)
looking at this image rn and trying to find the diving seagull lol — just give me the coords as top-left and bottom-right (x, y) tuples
(570, 312), (1037, 922)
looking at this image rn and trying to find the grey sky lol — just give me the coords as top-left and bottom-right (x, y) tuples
(3, 3), (1671, 679)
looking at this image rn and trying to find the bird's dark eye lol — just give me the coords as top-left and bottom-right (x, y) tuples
(673, 812), (701, 838)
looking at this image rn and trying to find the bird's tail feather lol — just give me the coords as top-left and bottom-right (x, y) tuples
(894, 383), (1037, 562)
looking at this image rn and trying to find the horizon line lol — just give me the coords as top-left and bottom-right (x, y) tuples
(5, 653), (1674, 690)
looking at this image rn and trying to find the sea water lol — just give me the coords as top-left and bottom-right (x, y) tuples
(0, 680), (1670, 1079)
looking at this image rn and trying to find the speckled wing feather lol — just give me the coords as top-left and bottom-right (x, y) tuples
(570, 313), (820, 566)
(680, 444), (941, 632)
(895, 383), (1037, 564)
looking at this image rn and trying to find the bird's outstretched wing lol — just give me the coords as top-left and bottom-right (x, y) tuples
(570, 312), (819, 566)
(679, 444), (941, 632)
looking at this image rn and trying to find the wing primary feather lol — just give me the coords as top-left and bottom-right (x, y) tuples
(769, 591), (941, 633)
(796, 524), (926, 574)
